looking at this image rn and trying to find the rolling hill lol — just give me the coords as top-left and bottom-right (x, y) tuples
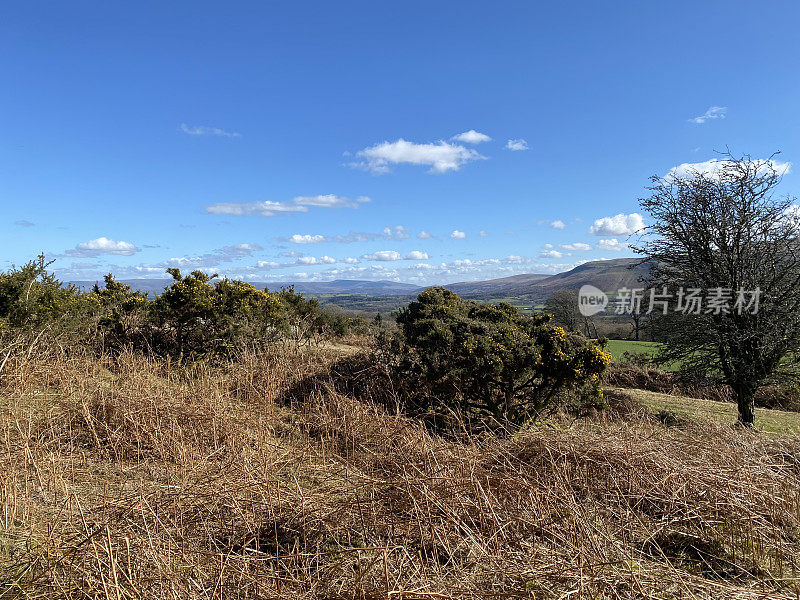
(442, 257), (650, 301)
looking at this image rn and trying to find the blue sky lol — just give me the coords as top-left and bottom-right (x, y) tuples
(2, 1), (799, 285)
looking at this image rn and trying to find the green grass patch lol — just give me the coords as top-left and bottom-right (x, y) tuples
(603, 339), (684, 371)
(611, 387), (800, 436)
(605, 339), (661, 359)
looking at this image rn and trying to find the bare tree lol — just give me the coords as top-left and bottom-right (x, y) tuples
(635, 153), (800, 426)
(629, 310), (645, 341)
(544, 289), (582, 332)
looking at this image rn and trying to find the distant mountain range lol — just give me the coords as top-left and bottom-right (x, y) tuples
(446, 257), (651, 300)
(71, 258), (650, 302)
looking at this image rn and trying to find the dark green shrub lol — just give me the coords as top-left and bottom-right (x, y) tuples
(0, 255), (88, 335)
(383, 287), (611, 429)
(150, 269), (284, 357)
(88, 275), (149, 349)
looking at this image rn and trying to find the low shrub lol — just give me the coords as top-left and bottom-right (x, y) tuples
(379, 287), (611, 431)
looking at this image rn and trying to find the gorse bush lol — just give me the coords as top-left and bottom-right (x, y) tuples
(0, 255), (87, 333)
(149, 269), (285, 357)
(0, 257), (358, 358)
(382, 287), (611, 429)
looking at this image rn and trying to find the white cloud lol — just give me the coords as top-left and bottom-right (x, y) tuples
(288, 234), (326, 244)
(293, 194), (371, 208)
(180, 123), (241, 138)
(505, 139), (528, 151)
(688, 106), (727, 124)
(550, 220), (565, 230)
(352, 139), (486, 174)
(362, 250), (402, 261)
(665, 158), (791, 181)
(561, 242), (592, 251)
(91, 252), (591, 287)
(538, 244), (564, 259)
(539, 250), (563, 259)
(146, 243), (264, 270)
(590, 213), (645, 236)
(383, 225), (410, 240)
(405, 250), (429, 260)
(207, 195), (369, 217)
(207, 201), (307, 217)
(598, 238), (629, 252)
(502, 255), (523, 264)
(297, 256), (336, 265)
(450, 230), (466, 239)
(451, 130), (492, 144)
(278, 225), (409, 245)
(479, 230), (488, 237)
(66, 237), (140, 257)
(217, 243), (263, 258)
(418, 230), (433, 239)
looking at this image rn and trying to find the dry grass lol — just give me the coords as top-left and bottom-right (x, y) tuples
(1, 345), (800, 599)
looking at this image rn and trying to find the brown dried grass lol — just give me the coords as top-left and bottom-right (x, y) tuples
(1, 345), (799, 599)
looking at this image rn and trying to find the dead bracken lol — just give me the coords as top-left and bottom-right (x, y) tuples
(1, 343), (799, 599)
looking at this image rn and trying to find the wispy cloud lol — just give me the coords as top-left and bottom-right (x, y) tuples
(151, 243), (264, 269)
(538, 244), (563, 259)
(207, 195), (370, 217)
(180, 123), (242, 138)
(277, 225), (410, 244)
(561, 242), (592, 251)
(417, 230), (433, 239)
(665, 158), (791, 181)
(350, 138), (486, 174)
(688, 106), (727, 124)
(550, 220), (565, 229)
(66, 237), (140, 257)
(360, 250), (430, 262)
(383, 225), (410, 240)
(295, 195), (371, 208)
(589, 213), (645, 236)
(505, 138), (528, 151)
(14, 220), (35, 227)
(451, 130), (492, 144)
(254, 255), (337, 270)
(598, 238), (630, 252)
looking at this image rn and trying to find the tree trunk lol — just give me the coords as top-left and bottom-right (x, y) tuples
(733, 382), (756, 427)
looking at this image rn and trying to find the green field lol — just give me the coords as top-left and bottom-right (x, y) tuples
(612, 387), (800, 436)
(605, 339), (660, 357)
(605, 339), (660, 360)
